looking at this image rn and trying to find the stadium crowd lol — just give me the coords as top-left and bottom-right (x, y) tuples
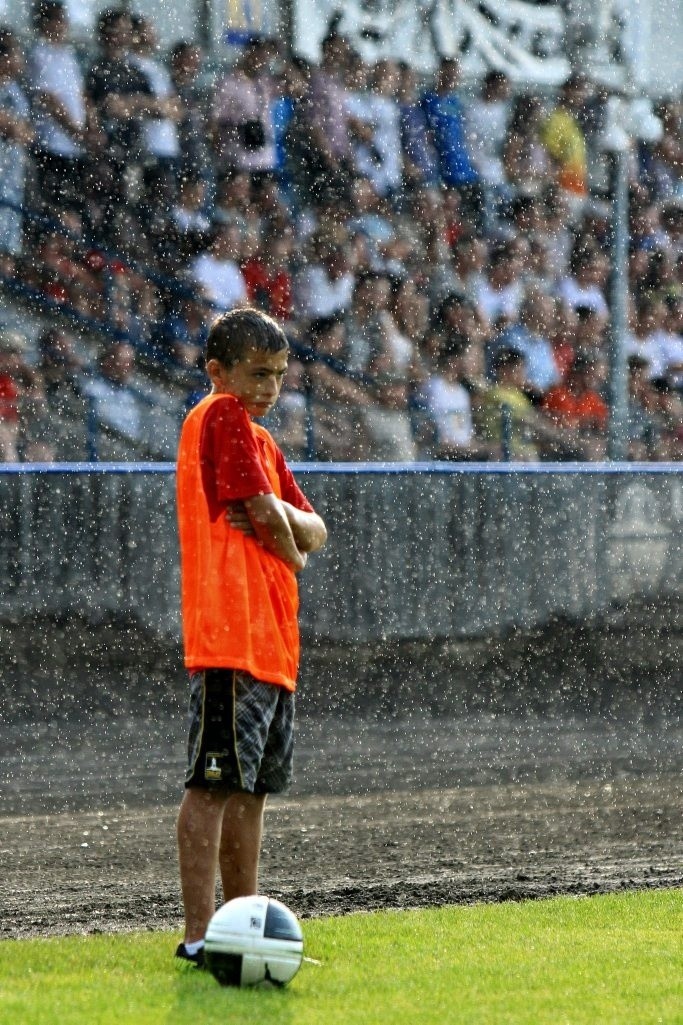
(0, 0), (682, 461)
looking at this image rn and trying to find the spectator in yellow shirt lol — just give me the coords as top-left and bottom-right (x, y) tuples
(541, 75), (589, 198)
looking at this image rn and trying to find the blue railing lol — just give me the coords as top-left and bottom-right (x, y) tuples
(0, 462), (681, 476)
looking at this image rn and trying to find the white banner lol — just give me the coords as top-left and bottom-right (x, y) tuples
(294, 0), (570, 83)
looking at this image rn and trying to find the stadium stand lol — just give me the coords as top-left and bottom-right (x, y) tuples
(0, 1), (681, 463)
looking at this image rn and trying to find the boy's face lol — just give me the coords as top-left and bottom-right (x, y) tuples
(207, 346), (288, 417)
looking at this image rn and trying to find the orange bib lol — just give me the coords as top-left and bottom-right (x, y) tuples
(176, 393), (300, 690)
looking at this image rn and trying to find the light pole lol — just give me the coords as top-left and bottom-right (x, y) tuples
(606, 139), (630, 462)
(600, 96), (662, 461)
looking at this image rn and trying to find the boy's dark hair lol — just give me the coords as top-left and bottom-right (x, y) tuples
(206, 308), (288, 367)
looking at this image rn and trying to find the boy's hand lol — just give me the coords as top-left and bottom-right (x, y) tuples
(225, 502), (256, 536)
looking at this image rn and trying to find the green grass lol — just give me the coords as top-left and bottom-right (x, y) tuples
(1, 890), (681, 1025)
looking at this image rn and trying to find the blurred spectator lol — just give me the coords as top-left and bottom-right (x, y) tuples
(344, 271), (390, 375)
(0, 329), (54, 461)
(465, 70), (511, 188)
(423, 58), (479, 208)
(474, 241), (525, 328)
(503, 94), (551, 197)
(0, 329), (23, 460)
(210, 35), (277, 176)
(295, 236), (355, 319)
(242, 231), (293, 321)
(536, 184), (572, 281)
(129, 14), (181, 211)
(169, 175), (211, 260)
(542, 351), (608, 460)
(644, 100), (682, 202)
(423, 335), (482, 460)
(82, 340), (142, 440)
(541, 75), (590, 203)
(626, 354), (659, 459)
(479, 347), (554, 461)
(355, 58), (403, 199)
(572, 302), (607, 359)
(390, 276), (430, 352)
(151, 290), (207, 367)
(364, 347), (417, 461)
(431, 234), (486, 307)
(263, 352), (307, 460)
(397, 61), (438, 190)
(626, 294), (683, 381)
(435, 292), (488, 354)
(557, 238), (609, 319)
(85, 8), (152, 241)
(307, 315), (372, 460)
(213, 169), (254, 238)
(661, 297), (683, 388)
(190, 223), (247, 312)
(490, 288), (560, 395)
(169, 40), (212, 185)
(28, 0), (88, 212)
(630, 201), (669, 254)
(37, 326), (84, 410)
(661, 202), (683, 256)
(280, 56), (319, 211)
(0, 31), (33, 276)
(348, 176), (409, 272)
(303, 32), (354, 208)
(547, 300), (578, 379)
(649, 378), (683, 458)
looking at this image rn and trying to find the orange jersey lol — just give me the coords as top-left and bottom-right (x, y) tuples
(176, 392), (302, 690)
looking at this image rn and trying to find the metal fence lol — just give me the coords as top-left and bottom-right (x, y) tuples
(0, 463), (681, 644)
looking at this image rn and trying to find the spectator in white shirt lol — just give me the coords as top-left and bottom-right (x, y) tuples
(28, 0), (88, 210)
(365, 60), (403, 198)
(626, 294), (683, 381)
(474, 241), (525, 328)
(190, 223), (248, 313)
(557, 239), (609, 319)
(82, 341), (142, 441)
(295, 240), (356, 319)
(129, 14), (181, 211)
(424, 335), (482, 459)
(465, 70), (511, 189)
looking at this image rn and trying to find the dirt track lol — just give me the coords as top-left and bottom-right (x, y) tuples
(1, 710), (681, 939)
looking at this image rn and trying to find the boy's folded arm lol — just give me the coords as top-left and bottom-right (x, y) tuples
(243, 493), (307, 571)
(281, 501), (328, 553)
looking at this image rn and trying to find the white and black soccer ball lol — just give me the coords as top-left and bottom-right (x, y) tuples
(204, 895), (304, 987)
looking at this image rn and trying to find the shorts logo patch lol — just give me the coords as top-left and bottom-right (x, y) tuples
(205, 753), (224, 781)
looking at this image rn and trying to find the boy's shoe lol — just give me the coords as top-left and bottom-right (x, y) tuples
(175, 942), (205, 968)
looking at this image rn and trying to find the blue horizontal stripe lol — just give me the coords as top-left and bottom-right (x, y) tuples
(0, 462), (682, 476)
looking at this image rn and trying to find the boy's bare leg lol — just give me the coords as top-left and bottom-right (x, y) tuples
(177, 787), (229, 943)
(219, 792), (267, 903)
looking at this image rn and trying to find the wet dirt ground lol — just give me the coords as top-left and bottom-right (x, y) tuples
(1, 707), (682, 939)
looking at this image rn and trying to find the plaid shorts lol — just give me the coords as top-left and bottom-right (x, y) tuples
(184, 669), (294, 794)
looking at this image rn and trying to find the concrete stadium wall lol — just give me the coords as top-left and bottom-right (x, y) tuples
(0, 464), (681, 718)
(0, 464), (680, 643)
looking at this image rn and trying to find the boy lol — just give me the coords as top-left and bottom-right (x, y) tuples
(175, 308), (327, 966)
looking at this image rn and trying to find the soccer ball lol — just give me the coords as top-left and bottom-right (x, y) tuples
(204, 895), (304, 987)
